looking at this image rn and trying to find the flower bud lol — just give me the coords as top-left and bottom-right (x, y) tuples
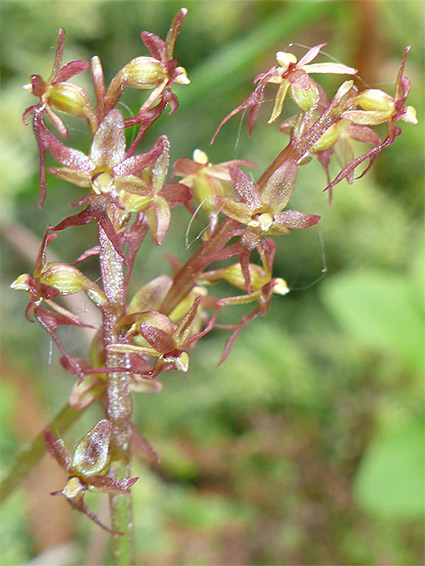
(120, 57), (166, 89)
(351, 89), (394, 112)
(311, 121), (344, 152)
(46, 82), (92, 117)
(40, 263), (106, 306)
(290, 82), (319, 112)
(72, 420), (111, 477)
(174, 66), (190, 85)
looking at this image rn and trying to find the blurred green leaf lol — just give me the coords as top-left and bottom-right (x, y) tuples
(354, 419), (425, 519)
(321, 269), (425, 374)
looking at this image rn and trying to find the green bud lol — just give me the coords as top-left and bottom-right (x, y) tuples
(120, 57), (166, 89)
(47, 82), (91, 117)
(290, 82), (319, 112)
(72, 420), (112, 477)
(351, 89), (394, 112)
(311, 121), (344, 152)
(40, 263), (106, 306)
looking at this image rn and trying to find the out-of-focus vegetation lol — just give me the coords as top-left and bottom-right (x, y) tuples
(1, 1), (423, 564)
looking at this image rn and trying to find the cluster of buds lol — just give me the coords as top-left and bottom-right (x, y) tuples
(12, 8), (416, 534)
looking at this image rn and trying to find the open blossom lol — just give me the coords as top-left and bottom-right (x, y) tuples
(266, 44), (357, 122)
(45, 109), (162, 197)
(341, 46), (417, 126)
(22, 29), (96, 137)
(108, 296), (216, 377)
(173, 149), (255, 232)
(217, 161), (320, 236)
(105, 8), (190, 114)
(212, 43), (356, 141)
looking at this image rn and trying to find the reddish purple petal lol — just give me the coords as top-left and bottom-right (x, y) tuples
(44, 428), (72, 471)
(50, 29), (65, 78)
(113, 145), (162, 178)
(324, 122), (402, 192)
(165, 8), (188, 59)
(297, 43), (327, 67)
(42, 127), (92, 173)
(346, 123), (382, 145)
(131, 425), (160, 463)
(85, 475), (138, 493)
(229, 165), (261, 210)
(288, 69), (310, 90)
(141, 31), (166, 62)
(54, 60), (90, 83)
(160, 182), (191, 205)
(273, 210), (321, 229)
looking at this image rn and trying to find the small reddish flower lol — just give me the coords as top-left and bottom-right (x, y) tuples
(10, 227), (104, 379)
(117, 136), (191, 245)
(105, 9), (190, 114)
(217, 161), (320, 236)
(173, 149), (254, 233)
(212, 44), (356, 141)
(22, 28), (96, 137)
(109, 296), (216, 377)
(342, 47), (417, 127)
(45, 420), (138, 535)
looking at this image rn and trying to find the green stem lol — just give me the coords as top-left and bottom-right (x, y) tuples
(0, 402), (82, 505)
(98, 226), (134, 565)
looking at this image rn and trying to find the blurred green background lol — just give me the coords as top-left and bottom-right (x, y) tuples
(1, 1), (424, 565)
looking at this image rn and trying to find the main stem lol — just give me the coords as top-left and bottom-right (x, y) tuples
(98, 226), (134, 565)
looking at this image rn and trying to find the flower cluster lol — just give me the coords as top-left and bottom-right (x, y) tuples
(13, 8), (416, 536)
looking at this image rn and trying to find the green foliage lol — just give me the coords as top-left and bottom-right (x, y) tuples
(354, 418), (425, 519)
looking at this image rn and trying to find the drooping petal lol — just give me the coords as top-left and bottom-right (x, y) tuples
(84, 475), (138, 493)
(268, 80), (291, 123)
